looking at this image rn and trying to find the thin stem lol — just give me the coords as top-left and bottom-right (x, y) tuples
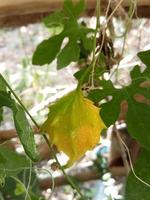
(76, 0), (101, 90)
(116, 127), (150, 188)
(0, 74), (40, 129)
(77, 65), (92, 90)
(91, 0), (101, 88)
(105, 0), (124, 25)
(25, 159), (32, 200)
(0, 73), (86, 199)
(43, 135), (86, 199)
(115, 127), (130, 174)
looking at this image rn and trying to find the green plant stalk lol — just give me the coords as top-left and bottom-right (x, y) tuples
(0, 74), (40, 129)
(0, 73), (86, 200)
(77, 0), (101, 90)
(77, 65), (92, 90)
(43, 134), (86, 199)
(91, 0), (101, 88)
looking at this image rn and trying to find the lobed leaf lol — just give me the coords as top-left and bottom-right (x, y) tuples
(57, 41), (80, 69)
(138, 49), (150, 68)
(0, 146), (29, 177)
(32, 35), (63, 65)
(63, 0), (85, 18)
(32, 0), (94, 69)
(88, 50), (150, 150)
(43, 11), (65, 28)
(125, 149), (150, 200)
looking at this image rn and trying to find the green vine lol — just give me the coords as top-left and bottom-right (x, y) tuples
(0, 73), (86, 199)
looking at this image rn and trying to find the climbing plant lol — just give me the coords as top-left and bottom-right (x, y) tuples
(0, 0), (150, 199)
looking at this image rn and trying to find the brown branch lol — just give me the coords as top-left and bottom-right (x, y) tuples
(115, 127), (130, 175)
(0, 129), (17, 141)
(0, 0), (150, 26)
(39, 167), (101, 189)
(0, 127), (39, 141)
(39, 165), (127, 189)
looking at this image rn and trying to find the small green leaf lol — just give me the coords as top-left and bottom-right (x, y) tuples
(88, 80), (123, 126)
(80, 28), (94, 51)
(100, 96), (122, 126)
(125, 149), (150, 200)
(74, 0), (85, 17)
(0, 172), (44, 200)
(0, 146), (30, 177)
(0, 91), (39, 161)
(74, 66), (104, 85)
(0, 91), (12, 107)
(43, 11), (65, 28)
(57, 42), (80, 69)
(138, 49), (150, 68)
(63, 0), (85, 18)
(15, 183), (25, 196)
(74, 67), (90, 83)
(0, 77), (6, 92)
(32, 35), (63, 65)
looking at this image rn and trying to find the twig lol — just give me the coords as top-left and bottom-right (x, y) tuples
(114, 126), (130, 175)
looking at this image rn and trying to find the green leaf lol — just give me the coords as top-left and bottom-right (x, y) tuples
(74, 66), (105, 85)
(63, 0), (85, 18)
(125, 149), (150, 200)
(127, 101), (150, 149)
(88, 50), (150, 150)
(88, 80), (124, 126)
(0, 107), (3, 123)
(57, 42), (80, 69)
(14, 183), (25, 196)
(43, 11), (65, 28)
(100, 95), (122, 126)
(0, 91), (13, 107)
(0, 91), (39, 161)
(74, 67), (90, 83)
(0, 77), (6, 92)
(138, 49), (150, 68)
(0, 146), (30, 177)
(74, 0), (85, 17)
(32, 0), (94, 69)
(63, 0), (75, 17)
(0, 170), (44, 200)
(32, 35), (63, 65)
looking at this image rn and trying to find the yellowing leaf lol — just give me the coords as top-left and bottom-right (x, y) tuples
(42, 89), (105, 166)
